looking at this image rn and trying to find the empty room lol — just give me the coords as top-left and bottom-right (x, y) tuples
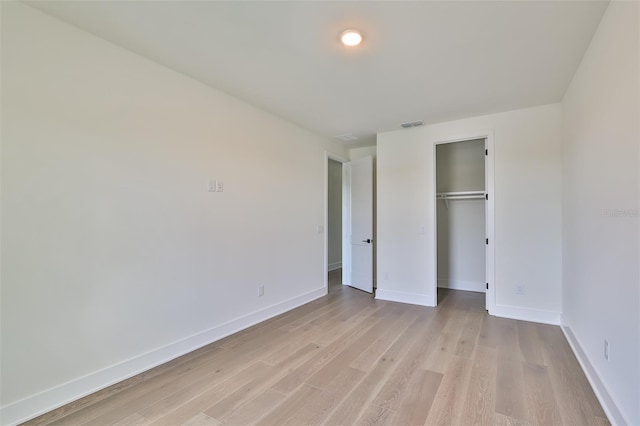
(1, 1), (638, 426)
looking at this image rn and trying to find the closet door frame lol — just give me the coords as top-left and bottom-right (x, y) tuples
(431, 130), (495, 313)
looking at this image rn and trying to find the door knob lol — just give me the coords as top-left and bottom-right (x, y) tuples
(362, 239), (372, 244)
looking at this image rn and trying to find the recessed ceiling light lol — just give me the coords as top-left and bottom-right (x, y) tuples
(340, 29), (362, 47)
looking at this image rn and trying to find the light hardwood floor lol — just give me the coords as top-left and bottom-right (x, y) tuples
(25, 270), (607, 426)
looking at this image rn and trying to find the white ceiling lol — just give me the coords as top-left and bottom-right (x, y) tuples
(28, 1), (608, 147)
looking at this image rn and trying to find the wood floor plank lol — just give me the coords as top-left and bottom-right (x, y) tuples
(260, 327), (322, 366)
(391, 369), (442, 426)
(495, 353), (527, 421)
(423, 307), (468, 374)
(349, 306), (419, 372)
(282, 367), (365, 425)
(277, 296), (353, 333)
(270, 311), (381, 393)
(219, 389), (286, 425)
(517, 321), (546, 365)
(182, 413), (220, 426)
(305, 318), (388, 389)
(454, 308), (484, 358)
(30, 343), (224, 426)
(85, 352), (258, 425)
(459, 345), (498, 425)
(48, 346), (230, 426)
(371, 310), (441, 411)
(324, 310), (431, 425)
(498, 319), (521, 357)
(522, 362), (564, 426)
(26, 276), (609, 426)
(477, 313), (502, 349)
(146, 362), (273, 426)
(112, 413), (146, 426)
(424, 356), (473, 425)
(353, 405), (394, 426)
(254, 385), (321, 426)
(537, 324), (607, 424)
(203, 342), (322, 422)
(202, 363), (282, 420)
(494, 412), (529, 426)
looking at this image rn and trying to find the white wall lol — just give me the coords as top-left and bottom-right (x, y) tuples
(436, 199), (485, 292)
(436, 139), (485, 192)
(377, 103), (563, 322)
(327, 159), (342, 270)
(436, 139), (486, 293)
(0, 3), (347, 424)
(561, 1), (639, 424)
(349, 145), (377, 160)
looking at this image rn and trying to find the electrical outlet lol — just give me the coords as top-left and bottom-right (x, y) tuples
(515, 284), (525, 295)
(258, 285), (264, 297)
(216, 180), (224, 192)
(604, 339), (609, 361)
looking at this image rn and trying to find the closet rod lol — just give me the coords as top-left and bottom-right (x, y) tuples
(436, 190), (485, 197)
(436, 191), (485, 208)
(436, 195), (485, 200)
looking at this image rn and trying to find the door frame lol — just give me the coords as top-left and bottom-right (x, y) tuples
(431, 131), (495, 313)
(324, 152), (349, 291)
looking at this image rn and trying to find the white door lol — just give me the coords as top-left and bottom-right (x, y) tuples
(345, 156), (373, 293)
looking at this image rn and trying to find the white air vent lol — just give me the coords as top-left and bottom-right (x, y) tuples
(400, 120), (424, 128)
(335, 133), (358, 142)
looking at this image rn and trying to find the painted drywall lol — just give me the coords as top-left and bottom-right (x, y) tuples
(327, 159), (342, 270)
(436, 140), (485, 293)
(349, 145), (377, 160)
(436, 139), (485, 192)
(377, 103), (562, 320)
(561, 1), (639, 424)
(437, 199), (485, 292)
(0, 3), (347, 423)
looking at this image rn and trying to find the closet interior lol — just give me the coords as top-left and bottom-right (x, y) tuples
(436, 138), (486, 299)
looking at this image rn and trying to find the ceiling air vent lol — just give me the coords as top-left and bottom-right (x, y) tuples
(335, 133), (358, 142)
(400, 120), (424, 128)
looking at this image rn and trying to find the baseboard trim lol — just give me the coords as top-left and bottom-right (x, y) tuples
(375, 289), (434, 307)
(0, 287), (327, 426)
(437, 278), (485, 293)
(489, 304), (560, 325)
(560, 315), (629, 426)
(328, 261), (342, 271)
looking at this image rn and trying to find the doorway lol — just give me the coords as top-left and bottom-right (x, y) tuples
(433, 134), (495, 311)
(325, 153), (375, 295)
(327, 158), (343, 292)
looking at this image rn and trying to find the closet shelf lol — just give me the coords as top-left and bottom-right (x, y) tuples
(436, 191), (485, 208)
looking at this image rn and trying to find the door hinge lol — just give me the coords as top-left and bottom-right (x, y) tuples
(486, 238), (489, 245)
(486, 282), (489, 290)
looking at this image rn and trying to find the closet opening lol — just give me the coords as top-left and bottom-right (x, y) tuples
(434, 137), (493, 310)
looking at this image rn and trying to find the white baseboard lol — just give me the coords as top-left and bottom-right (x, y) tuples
(0, 287), (327, 426)
(489, 304), (560, 325)
(328, 261), (342, 271)
(437, 278), (485, 293)
(375, 289), (434, 307)
(560, 315), (629, 426)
